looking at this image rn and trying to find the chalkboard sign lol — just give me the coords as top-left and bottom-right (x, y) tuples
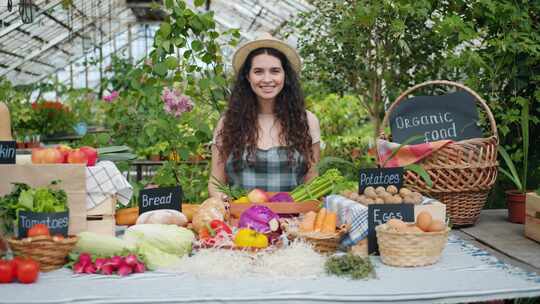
(0, 141), (16, 164)
(18, 211), (69, 238)
(359, 167), (404, 193)
(368, 204), (414, 254)
(139, 186), (182, 215)
(389, 91), (483, 144)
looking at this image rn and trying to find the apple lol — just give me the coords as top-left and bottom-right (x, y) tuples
(67, 149), (88, 165)
(79, 146), (98, 166)
(247, 188), (270, 203)
(56, 144), (72, 163)
(31, 148), (45, 164)
(32, 148), (63, 164)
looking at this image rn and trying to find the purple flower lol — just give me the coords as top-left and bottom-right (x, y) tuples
(103, 91), (119, 103)
(161, 87), (194, 117)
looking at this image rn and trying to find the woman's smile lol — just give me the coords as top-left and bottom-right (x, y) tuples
(248, 53), (285, 103)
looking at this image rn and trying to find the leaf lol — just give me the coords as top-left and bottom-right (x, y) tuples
(194, 0), (205, 7)
(160, 22), (172, 37)
(97, 145), (132, 154)
(405, 164), (433, 188)
(154, 62), (169, 76)
(498, 146), (523, 191)
(166, 57), (178, 69)
(199, 78), (211, 89)
(191, 40), (204, 52)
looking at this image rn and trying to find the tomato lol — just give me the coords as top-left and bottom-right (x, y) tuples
(0, 259), (14, 283)
(27, 224), (50, 237)
(16, 258), (39, 284)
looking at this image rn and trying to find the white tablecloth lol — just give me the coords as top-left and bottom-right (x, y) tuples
(1, 235), (539, 304)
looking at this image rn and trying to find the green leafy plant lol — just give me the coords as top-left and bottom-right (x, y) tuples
(498, 102), (530, 193)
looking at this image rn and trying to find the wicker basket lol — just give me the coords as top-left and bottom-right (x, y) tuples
(376, 223), (450, 267)
(8, 235), (78, 272)
(282, 220), (347, 254)
(380, 80), (499, 226)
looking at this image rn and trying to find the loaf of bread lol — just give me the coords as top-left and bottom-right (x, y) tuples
(136, 209), (188, 227)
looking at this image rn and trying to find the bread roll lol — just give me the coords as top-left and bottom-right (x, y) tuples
(136, 209), (188, 227)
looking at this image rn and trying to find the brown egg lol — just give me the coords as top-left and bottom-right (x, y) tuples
(427, 219), (446, 232)
(416, 211), (433, 232)
(387, 218), (407, 230)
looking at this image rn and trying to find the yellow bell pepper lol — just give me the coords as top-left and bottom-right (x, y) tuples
(233, 196), (250, 203)
(234, 228), (269, 248)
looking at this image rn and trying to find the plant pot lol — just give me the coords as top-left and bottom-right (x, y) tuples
(506, 190), (526, 224)
(115, 207), (139, 226)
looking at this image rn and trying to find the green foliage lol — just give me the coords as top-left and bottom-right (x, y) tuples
(151, 160), (210, 203)
(290, 0), (464, 139)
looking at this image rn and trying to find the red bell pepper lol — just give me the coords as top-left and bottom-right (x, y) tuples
(209, 220), (232, 235)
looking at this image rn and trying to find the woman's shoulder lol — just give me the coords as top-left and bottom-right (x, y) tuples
(305, 110), (319, 126)
(305, 110), (320, 143)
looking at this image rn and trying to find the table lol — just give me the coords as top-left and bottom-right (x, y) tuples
(1, 210), (540, 304)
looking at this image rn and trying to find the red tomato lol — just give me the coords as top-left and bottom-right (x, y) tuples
(27, 224), (50, 237)
(0, 259), (14, 283)
(16, 258), (39, 284)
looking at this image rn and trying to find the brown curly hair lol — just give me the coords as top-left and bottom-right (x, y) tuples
(217, 47), (313, 168)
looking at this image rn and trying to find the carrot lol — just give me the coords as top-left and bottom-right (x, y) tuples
(321, 212), (337, 234)
(299, 211), (317, 232)
(313, 208), (327, 232)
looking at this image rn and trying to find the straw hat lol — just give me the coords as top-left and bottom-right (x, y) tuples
(232, 32), (302, 74)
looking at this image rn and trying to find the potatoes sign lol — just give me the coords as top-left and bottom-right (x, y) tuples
(389, 91), (483, 144)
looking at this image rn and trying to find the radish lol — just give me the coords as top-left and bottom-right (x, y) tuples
(100, 264), (114, 275)
(132, 262), (146, 273)
(73, 262), (85, 274)
(84, 263), (97, 274)
(124, 254), (138, 267)
(117, 265), (132, 276)
(94, 258), (106, 271)
(78, 252), (92, 266)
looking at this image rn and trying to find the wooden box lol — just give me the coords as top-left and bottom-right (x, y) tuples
(230, 201), (320, 220)
(525, 192), (540, 243)
(86, 195), (117, 236)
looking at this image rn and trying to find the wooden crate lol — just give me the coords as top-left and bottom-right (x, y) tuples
(229, 200), (320, 220)
(525, 192), (540, 243)
(86, 196), (116, 236)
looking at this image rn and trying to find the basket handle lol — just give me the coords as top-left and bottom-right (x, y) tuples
(380, 80), (498, 141)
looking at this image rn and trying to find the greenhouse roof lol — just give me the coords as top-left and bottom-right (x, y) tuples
(0, 0), (312, 86)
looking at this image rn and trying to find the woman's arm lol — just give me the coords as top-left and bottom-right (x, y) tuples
(0, 102), (13, 141)
(304, 142), (320, 183)
(208, 143), (228, 199)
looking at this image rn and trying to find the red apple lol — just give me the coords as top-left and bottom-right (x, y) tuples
(56, 144), (72, 163)
(79, 146), (98, 166)
(247, 188), (270, 203)
(67, 149), (88, 165)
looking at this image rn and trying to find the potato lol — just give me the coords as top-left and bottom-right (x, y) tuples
(386, 185), (398, 194)
(364, 187), (377, 199)
(381, 193), (393, 203)
(403, 195), (416, 204)
(365, 198), (375, 205)
(399, 188), (412, 197)
(375, 186), (386, 195)
(412, 192), (423, 204)
(375, 197), (384, 204)
(358, 196), (370, 205)
(351, 192), (361, 201)
(392, 195), (403, 204)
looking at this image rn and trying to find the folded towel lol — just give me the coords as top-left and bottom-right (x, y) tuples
(86, 161), (133, 209)
(377, 139), (452, 168)
(324, 195), (368, 247)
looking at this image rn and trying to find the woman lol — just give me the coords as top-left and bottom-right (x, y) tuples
(209, 33), (320, 199)
(0, 102), (13, 140)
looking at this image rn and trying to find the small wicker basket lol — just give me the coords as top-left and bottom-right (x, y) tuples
(282, 220), (348, 254)
(376, 224), (449, 267)
(8, 235), (78, 272)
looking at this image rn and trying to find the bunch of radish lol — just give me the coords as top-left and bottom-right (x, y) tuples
(72, 252), (145, 276)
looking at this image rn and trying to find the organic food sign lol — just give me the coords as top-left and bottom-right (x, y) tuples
(389, 91), (483, 144)
(18, 211), (69, 238)
(0, 141), (16, 164)
(138, 186), (183, 215)
(358, 167), (404, 193)
(368, 204), (414, 254)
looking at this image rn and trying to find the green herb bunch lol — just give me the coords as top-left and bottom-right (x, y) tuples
(325, 253), (375, 280)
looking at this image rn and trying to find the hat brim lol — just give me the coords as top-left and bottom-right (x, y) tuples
(232, 39), (302, 74)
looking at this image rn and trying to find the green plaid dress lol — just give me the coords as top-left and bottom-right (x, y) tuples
(225, 147), (308, 192)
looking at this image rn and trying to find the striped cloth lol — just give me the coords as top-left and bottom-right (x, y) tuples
(324, 194), (369, 247)
(377, 139), (452, 167)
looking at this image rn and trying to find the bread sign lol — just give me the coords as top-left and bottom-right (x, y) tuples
(138, 186), (183, 215)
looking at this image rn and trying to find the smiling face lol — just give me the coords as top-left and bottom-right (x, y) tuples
(247, 53), (285, 106)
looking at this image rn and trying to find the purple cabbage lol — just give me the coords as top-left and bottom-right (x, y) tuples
(268, 192), (294, 203)
(238, 205), (280, 233)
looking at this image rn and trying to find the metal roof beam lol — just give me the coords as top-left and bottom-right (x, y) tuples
(0, 49), (55, 69)
(0, 0), (64, 38)
(1, 20), (97, 77)
(0, 62), (41, 77)
(15, 28), (73, 57)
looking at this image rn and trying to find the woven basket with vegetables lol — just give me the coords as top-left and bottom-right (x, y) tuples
(283, 208), (348, 254)
(8, 235), (78, 271)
